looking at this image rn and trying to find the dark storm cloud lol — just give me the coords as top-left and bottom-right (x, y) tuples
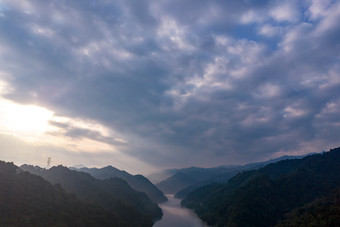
(0, 0), (340, 169)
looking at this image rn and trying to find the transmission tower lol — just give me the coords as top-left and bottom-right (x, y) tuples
(47, 157), (51, 169)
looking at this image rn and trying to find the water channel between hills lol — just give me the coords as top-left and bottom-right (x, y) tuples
(154, 194), (208, 227)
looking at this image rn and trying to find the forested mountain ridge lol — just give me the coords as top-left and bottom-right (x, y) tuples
(74, 165), (167, 203)
(20, 165), (162, 226)
(156, 154), (311, 196)
(182, 147), (340, 227)
(0, 161), (134, 226)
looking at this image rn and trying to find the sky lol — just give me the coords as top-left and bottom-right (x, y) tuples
(0, 0), (339, 174)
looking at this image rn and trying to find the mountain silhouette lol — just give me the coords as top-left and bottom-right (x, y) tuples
(74, 165), (167, 203)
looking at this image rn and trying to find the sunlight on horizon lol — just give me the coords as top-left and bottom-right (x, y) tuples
(0, 98), (53, 140)
(0, 97), (120, 153)
(0, 96), (153, 173)
(0, 95), (128, 155)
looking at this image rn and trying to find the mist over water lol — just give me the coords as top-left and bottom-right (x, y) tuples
(154, 194), (208, 227)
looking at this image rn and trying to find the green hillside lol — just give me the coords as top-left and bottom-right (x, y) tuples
(21, 165), (162, 226)
(0, 161), (125, 226)
(182, 147), (340, 227)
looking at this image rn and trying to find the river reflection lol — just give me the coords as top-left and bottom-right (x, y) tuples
(154, 194), (208, 227)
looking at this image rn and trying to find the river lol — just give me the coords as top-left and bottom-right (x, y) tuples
(154, 194), (208, 227)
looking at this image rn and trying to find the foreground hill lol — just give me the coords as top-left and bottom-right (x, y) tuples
(182, 147), (340, 227)
(0, 161), (129, 226)
(75, 166), (167, 203)
(21, 165), (162, 226)
(276, 186), (340, 226)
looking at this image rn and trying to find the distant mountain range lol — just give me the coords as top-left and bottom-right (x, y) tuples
(155, 153), (313, 197)
(181, 147), (340, 227)
(72, 165), (167, 203)
(20, 165), (162, 226)
(147, 169), (179, 184)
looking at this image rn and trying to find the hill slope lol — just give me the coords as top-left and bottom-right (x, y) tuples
(0, 161), (131, 226)
(276, 186), (340, 227)
(182, 147), (340, 227)
(76, 165), (167, 203)
(156, 154), (310, 196)
(21, 165), (162, 226)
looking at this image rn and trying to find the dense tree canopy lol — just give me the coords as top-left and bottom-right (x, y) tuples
(0, 161), (122, 226)
(20, 165), (162, 226)
(182, 147), (340, 227)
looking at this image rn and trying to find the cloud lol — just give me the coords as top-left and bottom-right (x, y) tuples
(258, 24), (283, 37)
(0, 0), (339, 170)
(306, 0), (333, 20)
(270, 1), (299, 22)
(48, 119), (127, 146)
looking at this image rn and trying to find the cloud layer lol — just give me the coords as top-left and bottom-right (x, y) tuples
(0, 0), (339, 172)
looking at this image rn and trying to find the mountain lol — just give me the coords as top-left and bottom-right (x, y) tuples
(74, 165), (167, 203)
(157, 154), (310, 196)
(0, 160), (133, 226)
(147, 169), (179, 184)
(181, 147), (340, 227)
(156, 166), (245, 195)
(174, 168), (246, 199)
(20, 165), (162, 226)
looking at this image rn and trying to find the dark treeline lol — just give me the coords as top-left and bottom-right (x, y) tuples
(0, 162), (162, 227)
(182, 147), (340, 227)
(0, 161), (121, 226)
(20, 165), (162, 227)
(276, 186), (340, 226)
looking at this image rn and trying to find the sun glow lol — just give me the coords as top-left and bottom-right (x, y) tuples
(0, 94), (125, 154)
(0, 99), (53, 139)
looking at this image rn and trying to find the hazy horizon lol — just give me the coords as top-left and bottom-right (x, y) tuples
(0, 0), (339, 175)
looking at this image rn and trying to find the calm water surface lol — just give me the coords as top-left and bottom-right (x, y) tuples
(154, 194), (208, 227)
